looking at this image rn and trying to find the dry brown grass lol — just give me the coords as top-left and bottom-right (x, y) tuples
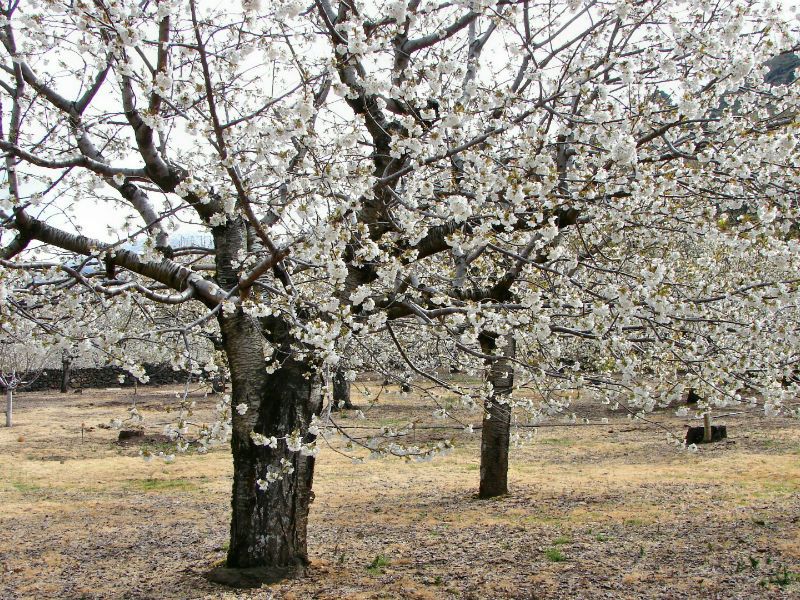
(1, 383), (799, 599)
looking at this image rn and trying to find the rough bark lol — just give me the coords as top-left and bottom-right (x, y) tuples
(202, 216), (323, 585)
(226, 363), (320, 571)
(212, 312), (322, 585)
(478, 332), (515, 498)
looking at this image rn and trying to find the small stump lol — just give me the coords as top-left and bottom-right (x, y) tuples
(118, 429), (144, 441)
(685, 425), (727, 444)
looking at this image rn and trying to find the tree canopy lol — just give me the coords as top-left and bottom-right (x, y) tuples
(1, 0), (798, 578)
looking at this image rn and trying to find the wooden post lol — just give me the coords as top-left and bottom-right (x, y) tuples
(703, 411), (712, 443)
(5, 387), (12, 428)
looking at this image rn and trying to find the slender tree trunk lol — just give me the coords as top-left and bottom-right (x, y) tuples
(478, 332), (515, 498)
(332, 370), (353, 410)
(60, 356), (71, 393)
(5, 387), (12, 428)
(212, 311), (322, 585)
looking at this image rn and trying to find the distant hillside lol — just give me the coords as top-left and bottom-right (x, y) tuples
(123, 232), (214, 253)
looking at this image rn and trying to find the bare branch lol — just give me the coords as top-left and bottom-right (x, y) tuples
(0, 140), (148, 178)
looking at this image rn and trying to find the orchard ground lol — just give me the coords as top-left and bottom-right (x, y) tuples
(1, 382), (799, 599)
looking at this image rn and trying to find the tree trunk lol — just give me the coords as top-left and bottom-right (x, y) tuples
(205, 217), (323, 586)
(226, 359), (320, 574)
(478, 332), (515, 498)
(332, 370), (353, 410)
(5, 387), (12, 428)
(60, 356), (71, 393)
(211, 311), (322, 586)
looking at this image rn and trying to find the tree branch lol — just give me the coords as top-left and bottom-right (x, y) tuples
(9, 211), (225, 307)
(0, 140), (148, 178)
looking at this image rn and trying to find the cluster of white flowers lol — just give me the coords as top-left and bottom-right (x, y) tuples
(250, 432), (279, 448)
(256, 458), (295, 490)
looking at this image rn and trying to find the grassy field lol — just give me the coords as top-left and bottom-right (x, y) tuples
(0, 383), (799, 599)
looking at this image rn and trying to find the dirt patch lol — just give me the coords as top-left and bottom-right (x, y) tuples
(116, 433), (173, 447)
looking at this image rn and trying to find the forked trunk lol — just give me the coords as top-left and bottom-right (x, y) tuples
(478, 332), (515, 498)
(210, 312), (322, 587)
(206, 218), (323, 587)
